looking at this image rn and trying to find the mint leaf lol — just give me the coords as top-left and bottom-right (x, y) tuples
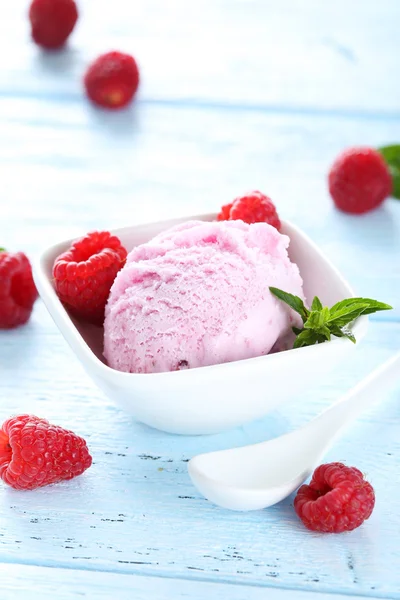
(329, 324), (345, 337)
(293, 329), (319, 349)
(341, 326), (356, 344)
(304, 308), (329, 330)
(329, 298), (392, 327)
(269, 287), (309, 322)
(303, 311), (321, 330)
(352, 299), (392, 316)
(330, 324), (356, 343)
(378, 144), (400, 199)
(330, 297), (392, 315)
(320, 306), (330, 322)
(0, 248), (6, 252)
(271, 288), (392, 349)
(330, 298), (361, 313)
(328, 304), (370, 328)
(319, 325), (331, 341)
(292, 326), (303, 336)
(311, 296), (323, 311)
(294, 330), (328, 348)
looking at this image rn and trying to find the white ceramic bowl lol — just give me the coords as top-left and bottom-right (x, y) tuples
(33, 214), (368, 435)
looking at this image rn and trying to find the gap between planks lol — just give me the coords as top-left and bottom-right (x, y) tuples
(0, 559), (397, 600)
(1, 89), (400, 123)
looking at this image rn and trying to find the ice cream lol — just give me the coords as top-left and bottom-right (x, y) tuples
(103, 220), (304, 374)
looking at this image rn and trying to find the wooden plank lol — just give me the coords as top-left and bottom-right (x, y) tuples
(0, 564), (393, 600)
(1, 0), (400, 113)
(1, 317), (399, 598)
(1, 101), (399, 316)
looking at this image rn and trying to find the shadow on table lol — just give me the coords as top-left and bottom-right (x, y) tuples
(34, 45), (79, 76)
(85, 102), (140, 138)
(331, 203), (398, 249)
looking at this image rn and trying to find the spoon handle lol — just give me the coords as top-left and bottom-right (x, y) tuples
(306, 351), (400, 437)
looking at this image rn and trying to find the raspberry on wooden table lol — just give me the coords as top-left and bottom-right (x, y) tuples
(328, 147), (392, 214)
(0, 250), (38, 329)
(294, 462), (375, 533)
(217, 191), (281, 230)
(84, 51), (140, 110)
(53, 231), (127, 325)
(29, 0), (78, 49)
(0, 415), (92, 490)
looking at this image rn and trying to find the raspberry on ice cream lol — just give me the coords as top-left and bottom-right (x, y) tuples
(217, 202), (233, 221)
(217, 191), (281, 230)
(53, 231), (127, 325)
(104, 220), (304, 374)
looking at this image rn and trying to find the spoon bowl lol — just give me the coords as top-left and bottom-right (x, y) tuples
(189, 353), (400, 510)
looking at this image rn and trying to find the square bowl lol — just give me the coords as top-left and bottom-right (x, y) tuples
(33, 214), (368, 435)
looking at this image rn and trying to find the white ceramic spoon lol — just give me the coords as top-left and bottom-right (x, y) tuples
(188, 352), (400, 511)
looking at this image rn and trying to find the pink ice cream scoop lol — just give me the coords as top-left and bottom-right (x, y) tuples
(103, 220), (304, 374)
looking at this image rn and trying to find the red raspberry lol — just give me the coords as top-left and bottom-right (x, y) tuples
(84, 51), (140, 110)
(328, 147), (392, 214)
(0, 250), (38, 329)
(220, 191), (281, 229)
(29, 0), (78, 50)
(217, 203), (233, 221)
(53, 231), (127, 324)
(0, 415), (92, 490)
(294, 462), (375, 533)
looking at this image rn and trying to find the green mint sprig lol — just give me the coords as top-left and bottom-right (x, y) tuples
(378, 144), (400, 199)
(0, 248), (6, 252)
(269, 287), (392, 349)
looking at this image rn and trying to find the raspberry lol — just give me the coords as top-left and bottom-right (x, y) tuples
(0, 250), (38, 329)
(84, 51), (140, 110)
(328, 147), (392, 214)
(294, 462), (375, 533)
(29, 0), (78, 50)
(217, 203), (233, 221)
(53, 231), (127, 324)
(0, 415), (92, 490)
(219, 191), (281, 229)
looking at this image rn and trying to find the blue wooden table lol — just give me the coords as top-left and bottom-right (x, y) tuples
(1, 1), (400, 598)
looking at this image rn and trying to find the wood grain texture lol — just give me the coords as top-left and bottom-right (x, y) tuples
(1, 565), (392, 600)
(0, 0), (399, 597)
(0, 565), (392, 600)
(1, 314), (399, 598)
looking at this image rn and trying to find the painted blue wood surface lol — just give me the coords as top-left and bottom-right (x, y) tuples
(0, 564), (394, 600)
(1, 0), (399, 598)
